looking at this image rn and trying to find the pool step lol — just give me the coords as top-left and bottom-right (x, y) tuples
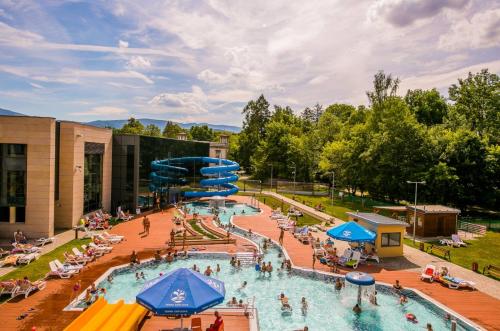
(236, 252), (255, 265)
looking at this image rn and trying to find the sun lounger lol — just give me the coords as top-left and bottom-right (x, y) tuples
(420, 264), (436, 283)
(103, 231), (124, 241)
(0, 281), (19, 297)
(451, 234), (467, 247)
(0, 248), (11, 258)
(297, 234), (310, 244)
(338, 249), (353, 265)
(72, 247), (95, 261)
(11, 243), (41, 254)
(11, 279), (46, 299)
(440, 275), (475, 290)
(46, 261), (77, 279)
(344, 251), (361, 269)
(36, 237), (55, 247)
(118, 210), (133, 221)
(95, 234), (121, 245)
(360, 252), (380, 263)
(64, 252), (87, 265)
(82, 228), (98, 239)
(0, 254), (23, 267)
(17, 252), (41, 265)
(87, 243), (112, 253)
(439, 238), (454, 246)
(54, 259), (83, 272)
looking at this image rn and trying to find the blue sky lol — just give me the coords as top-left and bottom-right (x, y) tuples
(0, 0), (499, 125)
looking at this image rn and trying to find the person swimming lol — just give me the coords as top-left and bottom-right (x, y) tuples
(238, 281), (247, 291)
(301, 297), (308, 315)
(353, 304), (362, 314)
(279, 293), (291, 310)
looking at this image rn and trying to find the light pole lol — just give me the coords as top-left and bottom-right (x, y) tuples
(407, 180), (426, 245)
(331, 171), (335, 205)
(269, 163), (274, 192)
(291, 161), (296, 195)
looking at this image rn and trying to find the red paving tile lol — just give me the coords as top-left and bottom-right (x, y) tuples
(2, 199), (499, 330)
(231, 195), (500, 331)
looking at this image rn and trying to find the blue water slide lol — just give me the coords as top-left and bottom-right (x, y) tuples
(149, 157), (239, 197)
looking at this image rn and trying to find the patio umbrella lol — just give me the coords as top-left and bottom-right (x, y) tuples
(326, 221), (376, 243)
(136, 268), (225, 330)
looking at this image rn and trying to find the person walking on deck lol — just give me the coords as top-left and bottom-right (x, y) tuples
(279, 228), (285, 246)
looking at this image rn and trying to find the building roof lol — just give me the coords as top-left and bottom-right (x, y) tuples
(374, 204), (460, 214)
(408, 205), (460, 214)
(347, 212), (409, 227)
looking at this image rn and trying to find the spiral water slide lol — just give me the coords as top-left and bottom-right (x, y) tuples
(150, 157), (239, 197)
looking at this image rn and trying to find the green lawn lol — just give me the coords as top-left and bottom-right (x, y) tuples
(188, 219), (217, 239)
(240, 193), (321, 227)
(404, 232), (500, 280)
(0, 238), (91, 282)
(281, 193), (392, 221)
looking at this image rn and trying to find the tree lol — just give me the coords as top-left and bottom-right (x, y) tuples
(119, 117), (144, 135)
(189, 125), (215, 141)
(237, 95), (271, 171)
(448, 69), (500, 142)
(301, 103), (323, 124)
(143, 124), (162, 137)
(405, 88), (448, 126)
(366, 71), (400, 108)
(163, 121), (184, 138)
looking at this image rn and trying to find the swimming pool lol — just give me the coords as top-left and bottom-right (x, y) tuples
(184, 201), (261, 225)
(78, 202), (478, 330)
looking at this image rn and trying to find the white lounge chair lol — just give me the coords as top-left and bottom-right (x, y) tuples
(17, 252), (41, 265)
(103, 231), (124, 241)
(82, 228), (98, 239)
(0, 254), (23, 267)
(54, 259), (83, 272)
(118, 210), (133, 221)
(439, 238), (454, 246)
(451, 234), (467, 247)
(344, 251), (361, 269)
(36, 237), (55, 247)
(11, 279), (46, 299)
(420, 264), (436, 283)
(87, 243), (112, 253)
(0, 281), (18, 297)
(72, 247), (94, 261)
(46, 261), (77, 279)
(95, 234), (121, 245)
(360, 251), (380, 263)
(338, 249), (353, 265)
(0, 248), (10, 258)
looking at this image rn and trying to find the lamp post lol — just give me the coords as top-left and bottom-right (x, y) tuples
(407, 180), (426, 245)
(269, 163), (274, 192)
(331, 171), (335, 205)
(291, 161), (296, 195)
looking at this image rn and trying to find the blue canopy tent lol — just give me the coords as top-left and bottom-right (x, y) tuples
(136, 268), (225, 330)
(326, 221), (376, 243)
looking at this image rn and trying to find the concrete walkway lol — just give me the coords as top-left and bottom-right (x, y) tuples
(262, 191), (500, 299)
(0, 229), (77, 277)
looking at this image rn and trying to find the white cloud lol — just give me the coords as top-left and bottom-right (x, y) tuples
(438, 8), (500, 51)
(127, 55), (151, 69)
(70, 106), (129, 116)
(29, 82), (44, 89)
(149, 86), (209, 114)
(118, 39), (129, 48)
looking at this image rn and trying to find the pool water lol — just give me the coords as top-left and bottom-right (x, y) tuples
(185, 201), (260, 225)
(91, 202), (475, 331)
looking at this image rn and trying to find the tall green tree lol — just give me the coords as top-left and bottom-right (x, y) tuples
(448, 69), (500, 142)
(405, 88), (448, 125)
(143, 124), (162, 137)
(119, 117), (144, 135)
(366, 71), (400, 108)
(189, 125), (215, 141)
(162, 121), (184, 138)
(237, 95), (271, 171)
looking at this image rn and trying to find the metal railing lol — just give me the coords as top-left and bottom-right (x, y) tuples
(458, 220), (487, 235)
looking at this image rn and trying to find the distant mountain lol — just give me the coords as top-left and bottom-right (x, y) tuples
(0, 108), (24, 116)
(85, 118), (241, 133)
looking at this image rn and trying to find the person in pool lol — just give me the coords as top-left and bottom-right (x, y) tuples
(370, 291), (379, 305)
(279, 293), (291, 309)
(267, 262), (273, 275)
(399, 294), (408, 305)
(227, 297), (237, 306)
(335, 278), (342, 291)
(154, 250), (162, 262)
(353, 304), (362, 314)
(238, 281), (247, 290)
(216, 264), (221, 273)
(426, 323), (433, 331)
(301, 297), (308, 315)
(192, 264), (199, 272)
(204, 266), (213, 276)
(140, 272), (146, 279)
(393, 280), (403, 291)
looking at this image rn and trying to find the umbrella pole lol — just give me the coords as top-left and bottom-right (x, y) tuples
(180, 317), (183, 330)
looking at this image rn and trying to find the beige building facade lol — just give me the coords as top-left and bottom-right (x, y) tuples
(0, 116), (112, 239)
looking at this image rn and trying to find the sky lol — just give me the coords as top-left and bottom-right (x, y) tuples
(0, 0), (499, 126)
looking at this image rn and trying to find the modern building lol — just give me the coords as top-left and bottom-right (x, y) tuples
(347, 212), (407, 257)
(0, 116), (112, 239)
(111, 134), (210, 213)
(373, 204), (460, 237)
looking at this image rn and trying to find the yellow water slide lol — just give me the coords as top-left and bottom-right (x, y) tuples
(64, 297), (148, 331)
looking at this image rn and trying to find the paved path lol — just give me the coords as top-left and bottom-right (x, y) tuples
(0, 229), (78, 277)
(261, 191), (500, 299)
(0, 208), (253, 331)
(232, 195), (500, 331)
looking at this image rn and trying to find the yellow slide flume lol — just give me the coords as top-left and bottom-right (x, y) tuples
(64, 297), (148, 331)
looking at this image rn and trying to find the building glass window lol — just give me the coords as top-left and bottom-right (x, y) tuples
(0, 144), (27, 222)
(83, 143), (104, 213)
(381, 232), (401, 247)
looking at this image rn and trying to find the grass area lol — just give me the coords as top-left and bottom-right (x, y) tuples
(242, 193), (321, 227)
(281, 192), (392, 221)
(0, 238), (91, 282)
(188, 219), (218, 239)
(404, 232), (500, 280)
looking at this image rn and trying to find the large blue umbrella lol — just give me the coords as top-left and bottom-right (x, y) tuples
(136, 268), (225, 328)
(326, 221), (376, 243)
